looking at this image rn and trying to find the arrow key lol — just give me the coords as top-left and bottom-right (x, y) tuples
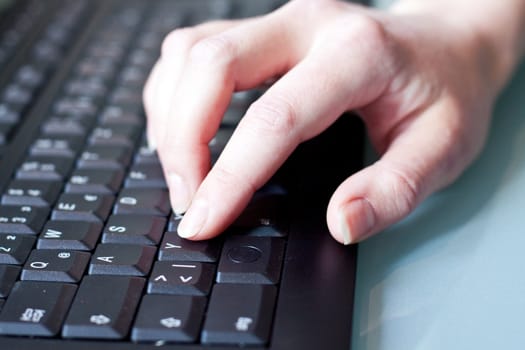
(147, 261), (215, 296)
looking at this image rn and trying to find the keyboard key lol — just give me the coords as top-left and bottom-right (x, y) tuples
(37, 220), (102, 251)
(2, 83), (32, 106)
(62, 275), (144, 339)
(53, 96), (98, 118)
(15, 64), (45, 88)
(65, 168), (124, 194)
(113, 188), (170, 216)
(33, 40), (60, 64)
(109, 86), (142, 107)
(202, 284), (277, 345)
(131, 294), (206, 343)
(167, 212), (183, 232)
(0, 234), (35, 265)
(0, 205), (49, 235)
(128, 49), (156, 69)
(230, 192), (288, 237)
(1, 179), (62, 207)
(158, 231), (221, 263)
(118, 67), (148, 87)
(88, 43), (125, 60)
(99, 106), (142, 126)
(16, 156), (73, 181)
(0, 103), (21, 124)
(65, 77), (108, 98)
(77, 144), (133, 169)
(217, 236), (285, 284)
(0, 281), (76, 337)
(21, 250), (90, 283)
(102, 215), (165, 245)
(0, 265), (20, 298)
(147, 261), (215, 296)
(52, 193), (114, 222)
(41, 116), (92, 136)
(88, 124), (140, 147)
(30, 135), (84, 158)
(124, 164), (167, 189)
(89, 243), (155, 276)
(133, 145), (160, 165)
(76, 58), (116, 79)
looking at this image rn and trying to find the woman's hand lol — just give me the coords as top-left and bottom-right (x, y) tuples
(144, 0), (523, 244)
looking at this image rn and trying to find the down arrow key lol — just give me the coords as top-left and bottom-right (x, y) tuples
(179, 276), (192, 283)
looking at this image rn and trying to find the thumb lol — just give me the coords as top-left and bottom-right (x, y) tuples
(326, 100), (485, 244)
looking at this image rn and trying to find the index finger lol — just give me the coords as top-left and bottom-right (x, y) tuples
(157, 8), (307, 214)
(177, 41), (384, 239)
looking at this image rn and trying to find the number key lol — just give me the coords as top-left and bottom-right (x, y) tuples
(0, 205), (49, 235)
(0, 234), (35, 265)
(2, 180), (62, 207)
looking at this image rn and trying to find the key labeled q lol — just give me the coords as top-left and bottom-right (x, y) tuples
(120, 197), (137, 205)
(30, 261), (49, 269)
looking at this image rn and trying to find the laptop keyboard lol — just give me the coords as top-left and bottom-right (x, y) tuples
(0, 0), (88, 147)
(0, 0), (362, 349)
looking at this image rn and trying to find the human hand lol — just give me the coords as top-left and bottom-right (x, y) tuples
(144, 0), (520, 244)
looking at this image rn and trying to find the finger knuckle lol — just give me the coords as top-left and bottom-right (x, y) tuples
(294, 0), (337, 13)
(161, 28), (198, 56)
(350, 14), (387, 45)
(242, 96), (298, 138)
(332, 13), (389, 56)
(379, 162), (422, 216)
(188, 34), (237, 67)
(212, 164), (257, 194)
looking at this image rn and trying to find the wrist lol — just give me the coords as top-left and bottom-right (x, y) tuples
(389, 0), (525, 91)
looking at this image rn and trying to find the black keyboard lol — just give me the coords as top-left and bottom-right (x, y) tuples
(0, 1), (364, 349)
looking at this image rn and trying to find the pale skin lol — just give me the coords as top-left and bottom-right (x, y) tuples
(144, 0), (525, 245)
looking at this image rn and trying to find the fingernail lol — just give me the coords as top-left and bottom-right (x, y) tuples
(168, 173), (191, 214)
(339, 199), (375, 245)
(177, 199), (209, 239)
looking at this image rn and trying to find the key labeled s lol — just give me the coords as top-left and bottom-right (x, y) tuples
(108, 226), (126, 233)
